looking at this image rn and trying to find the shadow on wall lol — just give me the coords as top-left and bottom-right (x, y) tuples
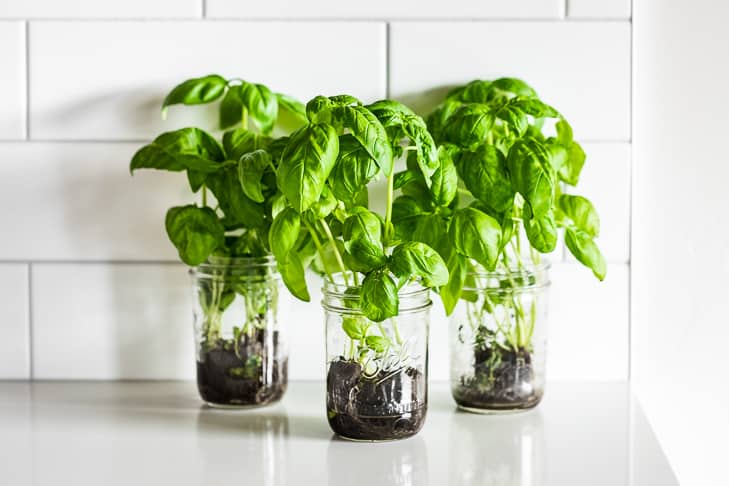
(394, 85), (459, 117)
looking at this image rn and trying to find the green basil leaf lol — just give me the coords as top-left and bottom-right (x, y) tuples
(329, 134), (379, 205)
(440, 250), (467, 315)
(392, 195), (430, 241)
(275, 92), (307, 121)
(269, 208), (300, 261)
(130, 128), (225, 173)
(343, 317), (368, 340)
(426, 99), (463, 144)
(560, 141), (586, 186)
(430, 146), (458, 207)
(342, 209), (387, 273)
(443, 103), (495, 149)
(556, 118), (574, 145)
(278, 123), (339, 213)
(507, 138), (555, 218)
(165, 205), (224, 266)
(450, 207), (502, 271)
(456, 143), (513, 213)
(524, 205), (558, 253)
(206, 168), (265, 229)
(365, 335), (388, 353)
(279, 252), (311, 301)
(458, 80), (492, 103)
(495, 103), (528, 137)
(389, 241), (449, 287)
(237, 149), (272, 203)
(565, 227), (607, 281)
(361, 270), (399, 322)
(487, 77), (538, 101)
(186, 170), (207, 193)
(162, 74), (227, 109)
(393, 169), (422, 190)
(558, 194), (600, 237)
(412, 214), (448, 258)
(309, 185), (338, 219)
(332, 105), (393, 176)
(240, 82), (278, 134)
(511, 98), (559, 118)
(222, 128), (272, 162)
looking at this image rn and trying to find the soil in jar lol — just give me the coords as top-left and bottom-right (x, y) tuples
(453, 346), (542, 411)
(326, 357), (427, 441)
(196, 329), (286, 407)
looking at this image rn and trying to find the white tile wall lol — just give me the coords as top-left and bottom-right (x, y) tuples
(0, 264), (29, 378)
(389, 21), (631, 141)
(29, 21), (386, 140)
(0, 0), (201, 19)
(31, 263), (194, 379)
(0, 143), (189, 260)
(207, 0), (563, 19)
(1, 6), (633, 382)
(0, 22), (26, 140)
(548, 263), (629, 380)
(567, 0), (631, 19)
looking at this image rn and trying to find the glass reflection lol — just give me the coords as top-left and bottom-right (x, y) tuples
(196, 408), (289, 485)
(327, 435), (428, 486)
(450, 409), (545, 486)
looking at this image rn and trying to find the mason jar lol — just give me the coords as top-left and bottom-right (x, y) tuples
(191, 256), (287, 408)
(322, 275), (431, 441)
(449, 263), (550, 413)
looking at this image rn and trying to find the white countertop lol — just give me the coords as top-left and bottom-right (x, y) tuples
(0, 381), (677, 485)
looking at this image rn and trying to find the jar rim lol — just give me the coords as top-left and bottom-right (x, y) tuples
(321, 272), (432, 315)
(463, 261), (551, 293)
(190, 255), (278, 279)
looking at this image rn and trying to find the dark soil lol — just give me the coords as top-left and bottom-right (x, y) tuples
(326, 358), (427, 441)
(453, 346), (542, 411)
(196, 329), (286, 407)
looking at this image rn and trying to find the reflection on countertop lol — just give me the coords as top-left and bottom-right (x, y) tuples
(0, 381), (677, 486)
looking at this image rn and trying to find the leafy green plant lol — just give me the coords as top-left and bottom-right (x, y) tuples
(398, 78), (606, 388)
(265, 94), (448, 371)
(129, 74), (306, 352)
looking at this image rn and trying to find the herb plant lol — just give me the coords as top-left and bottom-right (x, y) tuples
(129, 74), (306, 406)
(399, 78), (606, 409)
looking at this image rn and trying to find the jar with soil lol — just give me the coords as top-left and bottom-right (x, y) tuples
(449, 263), (549, 413)
(323, 275), (431, 441)
(192, 256), (287, 408)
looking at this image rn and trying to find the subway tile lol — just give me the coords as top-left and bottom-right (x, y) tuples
(565, 142), (631, 263)
(568, 0), (631, 19)
(31, 263), (194, 379)
(547, 263), (629, 380)
(0, 0), (200, 19)
(389, 21), (631, 141)
(0, 22), (25, 140)
(29, 21), (386, 140)
(0, 264), (29, 379)
(0, 143), (190, 260)
(207, 0), (563, 19)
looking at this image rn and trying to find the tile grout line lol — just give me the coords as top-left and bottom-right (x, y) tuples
(202, 0), (206, 18)
(24, 20), (30, 140)
(385, 22), (391, 98)
(27, 263), (34, 380)
(627, 6), (634, 383)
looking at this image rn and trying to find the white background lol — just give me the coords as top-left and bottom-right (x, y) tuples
(0, 0), (724, 484)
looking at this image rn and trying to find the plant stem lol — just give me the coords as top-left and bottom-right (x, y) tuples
(242, 107), (248, 130)
(304, 222), (334, 283)
(390, 317), (404, 345)
(384, 171), (395, 244)
(320, 219), (349, 286)
(201, 185), (208, 207)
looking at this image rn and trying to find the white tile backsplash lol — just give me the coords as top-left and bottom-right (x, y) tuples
(0, 22), (26, 140)
(0, 0), (201, 19)
(31, 263), (194, 379)
(29, 21), (386, 140)
(1, 6), (632, 381)
(548, 263), (629, 380)
(0, 264), (29, 378)
(568, 0), (631, 19)
(389, 21), (631, 141)
(0, 143), (189, 260)
(207, 0), (563, 19)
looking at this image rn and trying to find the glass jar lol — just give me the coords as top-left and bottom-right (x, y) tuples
(449, 263), (550, 413)
(191, 256), (287, 408)
(322, 275), (431, 441)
